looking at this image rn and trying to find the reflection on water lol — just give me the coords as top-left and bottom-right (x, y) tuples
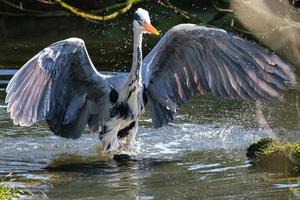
(0, 75), (300, 199)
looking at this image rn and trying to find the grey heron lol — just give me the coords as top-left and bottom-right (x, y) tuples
(5, 8), (296, 154)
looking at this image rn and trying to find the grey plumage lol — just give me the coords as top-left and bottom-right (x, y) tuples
(106, 73), (128, 94)
(5, 22), (296, 148)
(142, 24), (295, 128)
(6, 38), (110, 139)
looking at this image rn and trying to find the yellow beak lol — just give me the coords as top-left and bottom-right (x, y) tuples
(143, 23), (160, 36)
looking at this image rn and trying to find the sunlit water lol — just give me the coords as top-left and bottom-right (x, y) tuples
(1, 72), (300, 200)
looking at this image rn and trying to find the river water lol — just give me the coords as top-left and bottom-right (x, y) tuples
(1, 72), (300, 199)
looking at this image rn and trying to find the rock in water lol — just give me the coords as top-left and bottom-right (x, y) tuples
(246, 137), (300, 174)
(113, 154), (131, 162)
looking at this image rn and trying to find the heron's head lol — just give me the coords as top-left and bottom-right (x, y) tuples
(133, 8), (160, 36)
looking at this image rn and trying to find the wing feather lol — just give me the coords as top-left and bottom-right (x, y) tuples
(6, 38), (110, 139)
(142, 24), (296, 128)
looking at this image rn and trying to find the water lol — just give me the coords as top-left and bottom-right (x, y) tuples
(1, 76), (300, 199)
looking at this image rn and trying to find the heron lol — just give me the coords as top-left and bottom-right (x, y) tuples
(5, 8), (296, 154)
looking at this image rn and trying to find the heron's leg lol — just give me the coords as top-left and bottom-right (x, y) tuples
(124, 121), (138, 151)
(99, 123), (120, 152)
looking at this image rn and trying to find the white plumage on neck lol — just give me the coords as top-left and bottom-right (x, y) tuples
(118, 23), (143, 92)
(126, 25), (144, 112)
(117, 22), (144, 117)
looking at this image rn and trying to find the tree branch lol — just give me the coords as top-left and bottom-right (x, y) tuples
(0, 0), (46, 13)
(156, 0), (195, 21)
(212, 0), (233, 13)
(55, 0), (143, 21)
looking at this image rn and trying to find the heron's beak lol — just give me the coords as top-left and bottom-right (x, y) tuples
(143, 23), (160, 36)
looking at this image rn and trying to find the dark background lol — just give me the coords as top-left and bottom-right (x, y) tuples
(1, 0), (300, 76)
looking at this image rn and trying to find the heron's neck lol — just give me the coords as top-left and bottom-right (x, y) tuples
(128, 29), (143, 85)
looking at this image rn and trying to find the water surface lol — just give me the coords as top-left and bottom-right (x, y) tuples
(0, 73), (300, 199)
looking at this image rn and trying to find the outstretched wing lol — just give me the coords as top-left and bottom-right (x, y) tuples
(142, 24), (296, 128)
(5, 38), (110, 139)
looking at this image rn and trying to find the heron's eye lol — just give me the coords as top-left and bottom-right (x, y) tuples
(138, 21), (143, 25)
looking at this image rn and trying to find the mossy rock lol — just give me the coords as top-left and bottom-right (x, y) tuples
(0, 184), (20, 200)
(246, 138), (300, 173)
